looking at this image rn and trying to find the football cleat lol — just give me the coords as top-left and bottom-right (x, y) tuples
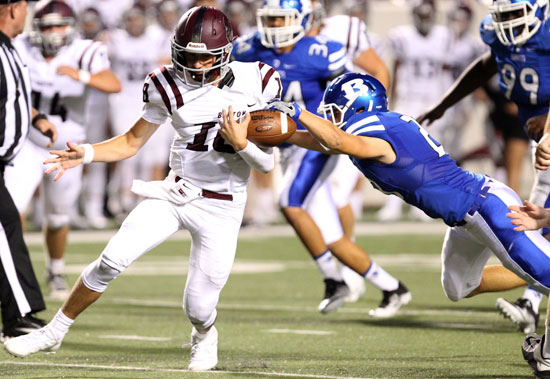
(368, 281), (411, 318)
(47, 271), (70, 301)
(188, 326), (218, 371)
(4, 326), (61, 357)
(496, 297), (539, 334)
(318, 279), (350, 314)
(1, 315), (46, 342)
(522, 333), (550, 378)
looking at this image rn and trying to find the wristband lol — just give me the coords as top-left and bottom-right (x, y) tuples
(81, 143), (94, 164)
(78, 70), (91, 85)
(31, 113), (48, 127)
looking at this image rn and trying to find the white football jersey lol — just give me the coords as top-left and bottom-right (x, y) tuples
(141, 61), (282, 193)
(13, 36), (110, 150)
(320, 15), (373, 73)
(107, 28), (165, 93)
(146, 24), (172, 62)
(388, 24), (455, 106)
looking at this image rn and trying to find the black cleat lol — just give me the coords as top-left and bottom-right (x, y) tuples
(318, 279), (350, 314)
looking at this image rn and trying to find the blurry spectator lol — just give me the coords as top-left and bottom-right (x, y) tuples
(226, 0), (255, 36)
(66, 0), (133, 30)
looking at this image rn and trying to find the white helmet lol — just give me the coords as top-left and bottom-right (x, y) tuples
(257, 0), (313, 48)
(489, 0), (549, 45)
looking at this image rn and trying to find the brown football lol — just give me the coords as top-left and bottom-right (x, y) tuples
(247, 109), (297, 147)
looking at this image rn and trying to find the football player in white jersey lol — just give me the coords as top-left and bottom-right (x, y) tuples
(105, 5), (168, 218)
(4, 0), (121, 299)
(377, 0), (456, 222)
(4, 6), (280, 372)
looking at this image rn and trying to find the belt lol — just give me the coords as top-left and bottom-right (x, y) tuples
(453, 184), (491, 227)
(175, 176), (233, 201)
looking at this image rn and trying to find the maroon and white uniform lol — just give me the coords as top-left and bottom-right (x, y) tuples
(5, 36), (110, 227)
(92, 60), (281, 328)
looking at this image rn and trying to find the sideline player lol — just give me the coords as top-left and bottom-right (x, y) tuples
(417, 0), (550, 335)
(5, 0), (121, 299)
(233, 0), (411, 317)
(4, 6), (281, 372)
(264, 72), (550, 377)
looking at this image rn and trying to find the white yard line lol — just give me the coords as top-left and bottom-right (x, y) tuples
(99, 335), (172, 341)
(111, 298), (501, 319)
(266, 329), (336, 335)
(23, 221), (448, 244)
(0, 361), (371, 378)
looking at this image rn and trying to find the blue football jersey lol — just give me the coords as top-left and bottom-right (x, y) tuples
(343, 112), (486, 226)
(480, 15), (550, 128)
(233, 32), (347, 129)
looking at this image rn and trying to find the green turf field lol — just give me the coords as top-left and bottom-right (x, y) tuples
(0, 227), (536, 378)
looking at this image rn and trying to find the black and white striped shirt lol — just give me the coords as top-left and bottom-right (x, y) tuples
(0, 31), (31, 163)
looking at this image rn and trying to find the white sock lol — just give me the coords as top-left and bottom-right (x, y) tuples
(523, 287), (543, 313)
(314, 250), (343, 281)
(48, 309), (74, 340)
(48, 258), (65, 275)
(364, 261), (399, 291)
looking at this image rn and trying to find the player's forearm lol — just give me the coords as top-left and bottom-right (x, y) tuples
(88, 118), (158, 162)
(353, 49), (390, 90)
(87, 69), (122, 93)
(542, 108), (550, 136)
(237, 142), (275, 173)
(433, 52), (496, 112)
(298, 110), (344, 151)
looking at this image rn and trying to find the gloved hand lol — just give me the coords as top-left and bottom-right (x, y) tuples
(268, 100), (302, 122)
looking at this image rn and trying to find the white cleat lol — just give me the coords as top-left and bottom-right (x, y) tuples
(4, 326), (61, 357)
(496, 297), (539, 334)
(368, 281), (411, 318)
(47, 272), (70, 301)
(188, 326), (218, 372)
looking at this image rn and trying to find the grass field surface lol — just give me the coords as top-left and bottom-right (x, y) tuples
(0, 222), (536, 378)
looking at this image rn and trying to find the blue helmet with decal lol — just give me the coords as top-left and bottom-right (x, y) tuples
(317, 73), (388, 128)
(490, 0), (549, 45)
(257, 0), (313, 48)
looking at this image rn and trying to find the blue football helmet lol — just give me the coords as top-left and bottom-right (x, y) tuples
(490, 0), (549, 45)
(257, 0), (313, 48)
(317, 73), (388, 128)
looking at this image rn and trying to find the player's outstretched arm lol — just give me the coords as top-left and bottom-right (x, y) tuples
(507, 201), (550, 231)
(45, 117), (159, 181)
(56, 66), (122, 94)
(417, 51), (497, 126)
(353, 48), (390, 90)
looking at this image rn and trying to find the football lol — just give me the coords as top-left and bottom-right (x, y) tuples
(247, 109), (297, 147)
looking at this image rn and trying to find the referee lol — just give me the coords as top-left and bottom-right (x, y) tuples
(0, 0), (57, 340)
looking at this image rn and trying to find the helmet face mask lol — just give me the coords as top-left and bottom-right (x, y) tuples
(30, 1), (76, 57)
(490, 0), (549, 45)
(171, 6), (234, 88)
(257, 0), (313, 48)
(318, 73), (388, 128)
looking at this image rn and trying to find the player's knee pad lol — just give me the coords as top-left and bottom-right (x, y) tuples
(185, 305), (217, 330)
(46, 213), (70, 229)
(81, 257), (121, 293)
(441, 278), (467, 302)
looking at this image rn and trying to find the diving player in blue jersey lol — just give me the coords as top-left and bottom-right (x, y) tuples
(233, 0), (411, 317)
(232, 71), (550, 378)
(418, 0), (550, 336)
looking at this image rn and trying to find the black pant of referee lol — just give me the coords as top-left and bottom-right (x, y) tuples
(0, 162), (46, 339)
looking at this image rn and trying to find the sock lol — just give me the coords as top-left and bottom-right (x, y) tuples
(48, 309), (74, 340)
(48, 258), (65, 275)
(523, 287), (543, 313)
(314, 250), (343, 281)
(363, 261), (399, 292)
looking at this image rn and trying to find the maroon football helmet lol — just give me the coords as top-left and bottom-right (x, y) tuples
(171, 6), (234, 87)
(31, 0), (77, 56)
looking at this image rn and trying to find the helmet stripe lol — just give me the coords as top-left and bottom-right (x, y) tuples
(192, 6), (207, 43)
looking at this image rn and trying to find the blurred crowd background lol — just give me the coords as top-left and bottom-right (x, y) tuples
(21, 0), (534, 229)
